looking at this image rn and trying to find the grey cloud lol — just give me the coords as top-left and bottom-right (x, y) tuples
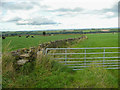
(49, 7), (83, 12)
(93, 3), (118, 18)
(50, 7), (83, 17)
(56, 3), (118, 18)
(16, 17), (59, 25)
(16, 22), (57, 25)
(29, 2), (50, 8)
(102, 4), (118, 13)
(103, 15), (117, 18)
(7, 17), (22, 22)
(57, 13), (77, 17)
(57, 14), (67, 16)
(102, 3), (117, 18)
(1, 1), (50, 10)
(1, 2), (34, 10)
(3, 15), (59, 25)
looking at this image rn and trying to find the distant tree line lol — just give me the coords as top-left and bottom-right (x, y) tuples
(47, 31), (119, 35)
(1, 30), (119, 37)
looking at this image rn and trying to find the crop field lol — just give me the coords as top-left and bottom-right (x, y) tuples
(2, 34), (81, 51)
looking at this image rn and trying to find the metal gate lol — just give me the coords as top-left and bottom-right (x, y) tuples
(45, 47), (120, 70)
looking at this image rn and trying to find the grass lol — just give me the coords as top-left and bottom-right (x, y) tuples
(2, 33), (119, 88)
(48, 33), (119, 88)
(2, 52), (75, 88)
(2, 53), (118, 88)
(2, 34), (82, 51)
(68, 33), (119, 68)
(70, 65), (118, 88)
(0, 38), (1, 52)
(51, 33), (118, 63)
(71, 33), (118, 48)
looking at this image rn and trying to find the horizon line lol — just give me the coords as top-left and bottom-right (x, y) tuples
(1, 27), (118, 32)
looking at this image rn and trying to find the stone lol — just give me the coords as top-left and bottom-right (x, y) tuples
(17, 59), (29, 65)
(17, 49), (21, 52)
(37, 51), (43, 55)
(20, 54), (30, 58)
(11, 52), (20, 57)
(30, 47), (35, 49)
(11, 51), (17, 55)
(39, 44), (42, 47)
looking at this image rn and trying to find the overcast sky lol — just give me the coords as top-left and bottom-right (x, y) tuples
(0, 0), (119, 31)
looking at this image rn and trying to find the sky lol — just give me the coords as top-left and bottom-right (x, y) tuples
(0, 0), (119, 31)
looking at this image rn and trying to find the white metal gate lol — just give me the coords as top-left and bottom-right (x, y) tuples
(45, 47), (120, 70)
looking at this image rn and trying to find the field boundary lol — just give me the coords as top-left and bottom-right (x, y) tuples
(46, 47), (120, 70)
(11, 35), (88, 68)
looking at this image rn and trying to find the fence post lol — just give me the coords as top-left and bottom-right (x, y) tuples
(65, 49), (67, 65)
(43, 48), (45, 55)
(84, 48), (86, 66)
(45, 48), (48, 55)
(103, 48), (105, 67)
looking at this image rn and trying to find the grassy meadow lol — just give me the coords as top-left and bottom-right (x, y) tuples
(46, 33), (119, 88)
(69, 33), (118, 58)
(71, 33), (118, 48)
(51, 33), (118, 62)
(2, 34), (82, 51)
(69, 33), (119, 88)
(2, 33), (119, 88)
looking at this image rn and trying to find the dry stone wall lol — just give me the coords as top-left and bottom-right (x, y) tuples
(11, 35), (88, 67)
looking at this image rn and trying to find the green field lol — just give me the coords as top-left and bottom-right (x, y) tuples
(46, 33), (119, 88)
(68, 33), (118, 60)
(71, 33), (118, 48)
(69, 33), (118, 88)
(51, 33), (118, 62)
(2, 33), (119, 88)
(2, 34), (81, 51)
(2, 33), (118, 52)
